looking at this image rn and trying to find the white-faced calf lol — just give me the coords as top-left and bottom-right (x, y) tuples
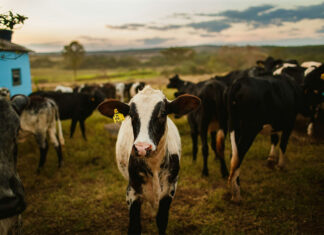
(98, 86), (200, 234)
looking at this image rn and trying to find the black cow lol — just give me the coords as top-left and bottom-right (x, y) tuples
(0, 95), (28, 234)
(167, 75), (229, 177)
(30, 90), (105, 140)
(226, 70), (324, 202)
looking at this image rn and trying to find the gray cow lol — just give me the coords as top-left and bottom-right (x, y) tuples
(0, 95), (28, 234)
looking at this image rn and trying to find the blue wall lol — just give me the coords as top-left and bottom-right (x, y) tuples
(0, 51), (32, 96)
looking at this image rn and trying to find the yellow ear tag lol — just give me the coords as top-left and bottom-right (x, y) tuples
(113, 109), (125, 123)
(321, 73), (324, 80)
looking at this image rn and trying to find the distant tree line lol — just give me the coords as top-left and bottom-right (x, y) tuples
(30, 44), (324, 76)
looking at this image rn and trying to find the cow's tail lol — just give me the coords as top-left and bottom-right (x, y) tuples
(227, 82), (241, 133)
(54, 104), (65, 146)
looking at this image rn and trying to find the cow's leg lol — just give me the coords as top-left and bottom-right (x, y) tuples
(200, 121), (209, 176)
(48, 125), (63, 168)
(156, 195), (172, 235)
(36, 133), (48, 173)
(307, 105), (316, 136)
(188, 117), (198, 161)
(70, 119), (78, 138)
(267, 133), (279, 168)
(216, 129), (229, 178)
(126, 186), (141, 235)
(277, 127), (293, 169)
(229, 126), (260, 202)
(79, 119), (87, 141)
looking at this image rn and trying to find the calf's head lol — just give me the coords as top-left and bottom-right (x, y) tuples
(98, 86), (200, 157)
(0, 95), (28, 219)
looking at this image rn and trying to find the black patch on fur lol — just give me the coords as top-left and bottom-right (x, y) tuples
(160, 153), (180, 184)
(128, 155), (153, 194)
(130, 103), (140, 139)
(168, 154), (180, 183)
(148, 101), (167, 146)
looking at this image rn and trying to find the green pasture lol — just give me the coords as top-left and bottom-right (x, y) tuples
(31, 68), (160, 85)
(18, 88), (324, 234)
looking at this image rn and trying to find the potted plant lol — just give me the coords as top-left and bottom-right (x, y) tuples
(0, 11), (28, 41)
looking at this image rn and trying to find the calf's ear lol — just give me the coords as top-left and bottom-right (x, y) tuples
(167, 94), (200, 116)
(98, 99), (130, 118)
(11, 95), (29, 115)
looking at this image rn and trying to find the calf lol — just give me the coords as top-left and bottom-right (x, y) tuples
(98, 86), (200, 234)
(30, 91), (104, 140)
(227, 72), (324, 202)
(0, 95), (28, 234)
(19, 96), (64, 172)
(167, 75), (229, 177)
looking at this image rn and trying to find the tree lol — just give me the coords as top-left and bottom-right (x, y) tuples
(0, 11), (28, 30)
(62, 41), (85, 79)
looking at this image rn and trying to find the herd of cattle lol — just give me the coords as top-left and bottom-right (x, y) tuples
(0, 56), (323, 234)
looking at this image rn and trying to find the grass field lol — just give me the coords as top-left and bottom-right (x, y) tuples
(17, 83), (324, 234)
(31, 68), (160, 85)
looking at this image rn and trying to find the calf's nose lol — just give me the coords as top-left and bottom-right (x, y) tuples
(134, 142), (152, 156)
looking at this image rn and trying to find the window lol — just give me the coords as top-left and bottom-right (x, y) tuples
(12, 69), (21, 86)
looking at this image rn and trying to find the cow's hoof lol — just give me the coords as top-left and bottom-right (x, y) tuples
(36, 168), (41, 175)
(267, 158), (276, 169)
(230, 196), (242, 205)
(276, 165), (286, 171)
(202, 170), (209, 177)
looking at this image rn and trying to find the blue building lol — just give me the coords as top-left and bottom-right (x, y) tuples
(0, 38), (32, 96)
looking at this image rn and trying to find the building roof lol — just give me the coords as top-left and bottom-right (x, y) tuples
(0, 39), (32, 53)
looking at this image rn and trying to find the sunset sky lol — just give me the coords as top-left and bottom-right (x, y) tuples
(2, 0), (324, 52)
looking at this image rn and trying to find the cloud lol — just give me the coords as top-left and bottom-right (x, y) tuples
(106, 23), (145, 30)
(317, 26), (324, 33)
(147, 25), (182, 30)
(219, 3), (324, 27)
(188, 20), (231, 32)
(105, 3), (324, 34)
(79, 35), (112, 43)
(137, 37), (173, 46)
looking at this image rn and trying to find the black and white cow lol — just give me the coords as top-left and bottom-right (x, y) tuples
(19, 96), (64, 172)
(54, 85), (73, 93)
(0, 95), (28, 234)
(167, 75), (229, 178)
(277, 63), (324, 136)
(98, 86), (200, 234)
(226, 70), (324, 202)
(257, 56), (299, 74)
(129, 82), (146, 98)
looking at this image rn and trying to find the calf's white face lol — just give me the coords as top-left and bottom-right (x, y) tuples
(98, 86), (200, 157)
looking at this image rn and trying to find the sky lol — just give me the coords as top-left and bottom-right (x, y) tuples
(1, 0), (324, 52)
